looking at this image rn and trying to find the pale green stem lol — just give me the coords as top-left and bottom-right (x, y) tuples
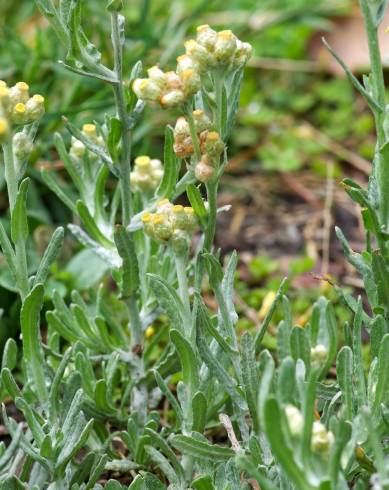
(2, 139), (29, 300)
(111, 12), (142, 348)
(174, 252), (191, 325)
(359, 0), (388, 228)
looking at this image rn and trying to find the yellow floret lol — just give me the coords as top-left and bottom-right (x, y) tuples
(15, 103), (26, 114)
(16, 82), (29, 92)
(145, 325), (155, 338)
(141, 213), (152, 224)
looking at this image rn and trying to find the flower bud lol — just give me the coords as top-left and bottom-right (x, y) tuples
(233, 40), (253, 67)
(310, 344), (327, 366)
(176, 54), (200, 74)
(214, 30), (237, 63)
(153, 214), (173, 241)
(9, 82), (30, 105)
(131, 156), (163, 192)
(141, 212), (154, 237)
(174, 117), (190, 138)
(180, 69), (201, 96)
(0, 117), (10, 144)
(164, 71), (182, 90)
(311, 421), (334, 454)
(70, 138), (86, 159)
(132, 78), (161, 101)
(13, 132), (32, 159)
(25, 94), (45, 121)
(185, 40), (214, 69)
(285, 405), (303, 437)
(184, 206), (197, 231)
(204, 131), (224, 156)
(195, 161), (215, 182)
(196, 24), (217, 51)
(156, 198), (174, 214)
(147, 66), (166, 88)
(160, 89), (185, 108)
(11, 103), (27, 125)
(193, 109), (211, 133)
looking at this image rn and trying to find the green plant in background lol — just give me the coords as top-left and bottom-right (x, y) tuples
(0, 0), (388, 489)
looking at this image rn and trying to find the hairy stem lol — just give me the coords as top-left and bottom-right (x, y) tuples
(359, 0), (388, 227)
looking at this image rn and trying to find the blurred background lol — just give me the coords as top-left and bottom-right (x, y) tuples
(0, 0), (380, 346)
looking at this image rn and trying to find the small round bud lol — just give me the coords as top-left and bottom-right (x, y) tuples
(233, 40), (253, 67)
(310, 344), (327, 366)
(25, 94), (45, 121)
(195, 161), (215, 182)
(184, 206), (197, 231)
(164, 71), (182, 90)
(193, 109), (211, 132)
(174, 117), (190, 138)
(160, 89), (185, 108)
(156, 198), (174, 214)
(141, 212), (154, 236)
(132, 78), (161, 101)
(135, 155), (151, 173)
(185, 40), (214, 69)
(196, 24), (218, 51)
(0, 117), (10, 144)
(147, 66), (166, 88)
(285, 405), (303, 437)
(70, 139), (86, 159)
(11, 103), (27, 124)
(153, 214), (173, 241)
(180, 69), (201, 96)
(204, 131), (224, 156)
(214, 30), (237, 63)
(311, 421), (334, 454)
(9, 82), (30, 104)
(82, 123), (97, 138)
(176, 54), (200, 74)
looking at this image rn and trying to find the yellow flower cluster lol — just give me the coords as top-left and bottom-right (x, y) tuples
(184, 25), (252, 72)
(0, 81), (45, 144)
(132, 65), (201, 109)
(132, 25), (252, 109)
(141, 199), (197, 249)
(69, 123), (104, 160)
(130, 155), (163, 193)
(173, 109), (224, 182)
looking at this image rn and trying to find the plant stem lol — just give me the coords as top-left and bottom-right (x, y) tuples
(2, 140), (29, 299)
(111, 12), (132, 227)
(359, 0), (388, 227)
(174, 252), (191, 326)
(204, 180), (218, 252)
(111, 12), (143, 348)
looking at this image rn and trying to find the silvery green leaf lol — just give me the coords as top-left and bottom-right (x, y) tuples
(240, 332), (259, 433)
(0, 221), (17, 282)
(11, 178), (29, 244)
(147, 273), (186, 334)
(170, 434), (235, 462)
(157, 126), (179, 199)
(337, 346), (353, 421)
(34, 226), (64, 286)
(20, 284), (48, 404)
(67, 224), (120, 268)
(114, 225), (140, 297)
